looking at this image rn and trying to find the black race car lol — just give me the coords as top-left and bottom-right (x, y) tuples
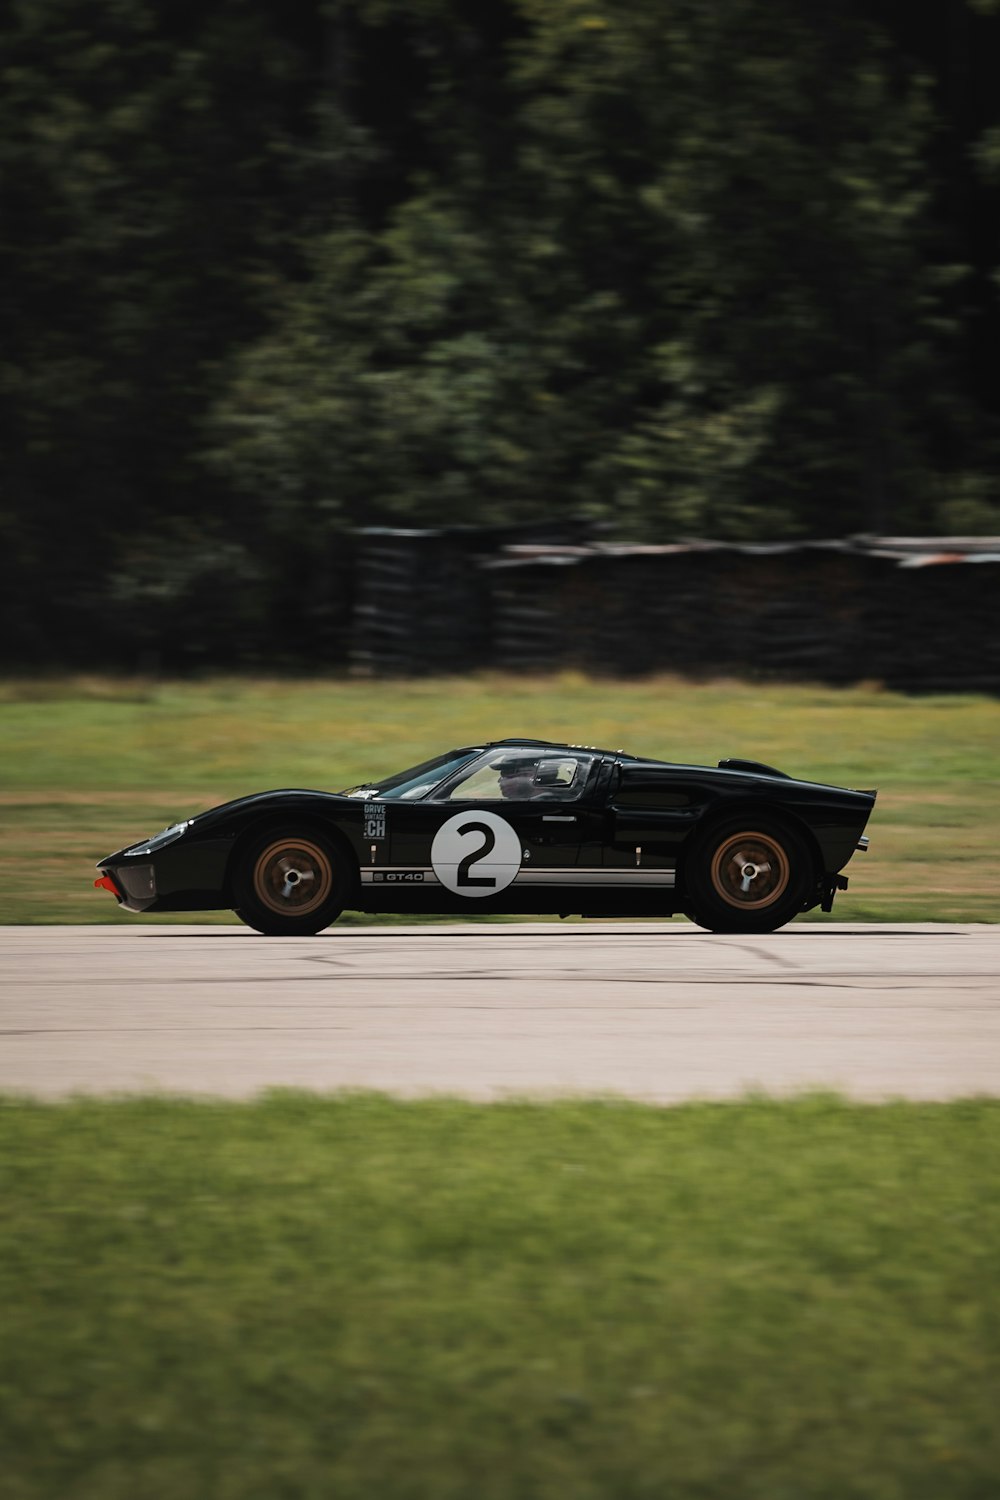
(94, 738), (875, 935)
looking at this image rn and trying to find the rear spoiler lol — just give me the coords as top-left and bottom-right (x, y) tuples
(717, 758), (789, 778)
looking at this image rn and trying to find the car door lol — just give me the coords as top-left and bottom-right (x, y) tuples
(497, 753), (611, 894)
(379, 750), (609, 907)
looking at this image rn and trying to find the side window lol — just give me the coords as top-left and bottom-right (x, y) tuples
(442, 750), (595, 802)
(446, 762), (505, 802)
(534, 756), (590, 794)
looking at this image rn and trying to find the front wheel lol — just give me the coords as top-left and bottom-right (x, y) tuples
(231, 828), (348, 936)
(683, 818), (813, 934)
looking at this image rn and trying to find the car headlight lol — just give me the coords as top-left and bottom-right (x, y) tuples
(128, 820), (191, 855)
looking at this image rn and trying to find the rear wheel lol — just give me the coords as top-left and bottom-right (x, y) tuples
(683, 817), (812, 934)
(232, 828), (348, 936)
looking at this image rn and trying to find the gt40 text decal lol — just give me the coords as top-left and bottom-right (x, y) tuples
(430, 811), (522, 898)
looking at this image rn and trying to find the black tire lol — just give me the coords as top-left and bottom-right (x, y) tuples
(683, 816), (813, 934)
(231, 827), (348, 936)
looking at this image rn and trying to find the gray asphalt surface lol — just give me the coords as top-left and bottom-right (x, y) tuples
(1, 922), (998, 1102)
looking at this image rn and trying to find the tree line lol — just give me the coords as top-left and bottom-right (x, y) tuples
(3, 0), (999, 668)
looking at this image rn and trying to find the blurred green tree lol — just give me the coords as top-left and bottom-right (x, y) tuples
(213, 0), (973, 544)
(0, 0), (317, 664)
(4, 0), (1000, 667)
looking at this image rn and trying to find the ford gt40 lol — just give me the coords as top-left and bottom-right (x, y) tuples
(94, 738), (875, 935)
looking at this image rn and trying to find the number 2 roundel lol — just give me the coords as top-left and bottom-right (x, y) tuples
(430, 811), (522, 898)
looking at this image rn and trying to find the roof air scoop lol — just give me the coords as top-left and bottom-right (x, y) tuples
(717, 757), (790, 778)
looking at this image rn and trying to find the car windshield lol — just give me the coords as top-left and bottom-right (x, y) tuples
(340, 749), (482, 801)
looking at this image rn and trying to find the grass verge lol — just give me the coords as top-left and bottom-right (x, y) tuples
(1, 673), (998, 922)
(2, 1092), (999, 1500)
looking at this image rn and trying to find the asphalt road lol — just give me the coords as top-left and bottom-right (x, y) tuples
(1, 922), (998, 1102)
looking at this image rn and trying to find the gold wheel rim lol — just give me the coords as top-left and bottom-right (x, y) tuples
(710, 831), (790, 910)
(253, 838), (333, 917)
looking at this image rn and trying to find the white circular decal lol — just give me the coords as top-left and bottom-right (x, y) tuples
(431, 811), (522, 898)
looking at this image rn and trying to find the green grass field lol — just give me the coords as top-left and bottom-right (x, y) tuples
(2, 1093), (998, 1500)
(1, 673), (998, 923)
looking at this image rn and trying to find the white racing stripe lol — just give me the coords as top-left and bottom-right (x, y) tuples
(361, 867), (675, 887)
(515, 869), (676, 886)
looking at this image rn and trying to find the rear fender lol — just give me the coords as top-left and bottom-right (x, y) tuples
(676, 801), (824, 903)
